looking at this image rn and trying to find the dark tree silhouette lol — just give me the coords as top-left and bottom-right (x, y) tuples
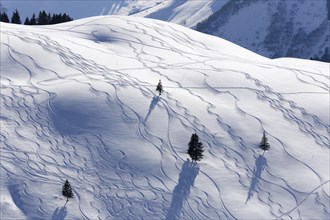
(37, 10), (48, 25)
(24, 17), (30, 25)
(51, 13), (61, 24)
(156, 79), (163, 96)
(11, 9), (21, 24)
(187, 133), (204, 161)
(62, 180), (74, 206)
(47, 12), (52, 24)
(5, 10), (73, 25)
(0, 12), (9, 23)
(260, 131), (270, 152)
(61, 13), (73, 23)
(28, 13), (37, 25)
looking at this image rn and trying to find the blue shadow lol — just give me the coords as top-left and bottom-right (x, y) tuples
(166, 159), (199, 220)
(144, 96), (160, 122)
(246, 154), (267, 203)
(52, 206), (67, 220)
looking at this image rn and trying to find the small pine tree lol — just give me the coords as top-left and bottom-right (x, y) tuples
(187, 133), (204, 161)
(61, 13), (73, 23)
(51, 13), (60, 24)
(260, 132), (270, 152)
(156, 80), (163, 95)
(47, 12), (52, 24)
(0, 12), (9, 23)
(24, 17), (30, 25)
(30, 13), (37, 25)
(11, 9), (21, 24)
(62, 180), (74, 205)
(37, 10), (48, 25)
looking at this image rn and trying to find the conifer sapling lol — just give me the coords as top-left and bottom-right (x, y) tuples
(156, 80), (163, 96)
(187, 133), (204, 161)
(260, 131), (270, 152)
(62, 180), (74, 205)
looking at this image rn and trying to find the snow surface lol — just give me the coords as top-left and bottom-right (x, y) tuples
(0, 16), (329, 219)
(0, 0), (224, 27)
(196, 0), (329, 59)
(132, 0), (229, 28)
(2, 0), (328, 59)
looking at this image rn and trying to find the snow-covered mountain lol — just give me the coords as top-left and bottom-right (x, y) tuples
(74, 0), (330, 60)
(194, 0), (330, 59)
(126, 0), (330, 60)
(2, 0), (328, 59)
(1, 16), (329, 219)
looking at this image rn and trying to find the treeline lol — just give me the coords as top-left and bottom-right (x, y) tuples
(0, 9), (73, 25)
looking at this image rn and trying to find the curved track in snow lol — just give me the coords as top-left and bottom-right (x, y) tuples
(1, 16), (329, 219)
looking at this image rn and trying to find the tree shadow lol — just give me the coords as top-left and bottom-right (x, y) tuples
(8, 183), (29, 217)
(144, 96), (160, 122)
(52, 206), (67, 220)
(166, 159), (200, 220)
(246, 154), (267, 204)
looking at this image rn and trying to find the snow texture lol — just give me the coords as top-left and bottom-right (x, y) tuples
(1, 16), (329, 219)
(2, 0), (328, 59)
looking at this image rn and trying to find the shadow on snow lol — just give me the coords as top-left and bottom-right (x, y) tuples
(48, 95), (123, 136)
(144, 95), (160, 122)
(166, 159), (199, 220)
(8, 182), (44, 220)
(52, 206), (67, 220)
(246, 154), (267, 204)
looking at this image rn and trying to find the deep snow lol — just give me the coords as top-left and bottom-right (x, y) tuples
(0, 16), (329, 219)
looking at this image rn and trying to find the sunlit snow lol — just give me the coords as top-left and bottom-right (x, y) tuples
(0, 16), (329, 219)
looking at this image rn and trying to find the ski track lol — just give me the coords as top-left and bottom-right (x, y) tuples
(1, 17), (329, 219)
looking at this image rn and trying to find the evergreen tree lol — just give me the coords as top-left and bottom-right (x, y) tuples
(61, 13), (73, 23)
(156, 79), (163, 95)
(62, 180), (74, 205)
(50, 13), (60, 24)
(187, 133), (204, 161)
(11, 9), (21, 24)
(30, 13), (37, 25)
(47, 12), (52, 24)
(260, 131), (270, 152)
(24, 17), (30, 25)
(0, 12), (9, 23)
(37, 10), (48, 25)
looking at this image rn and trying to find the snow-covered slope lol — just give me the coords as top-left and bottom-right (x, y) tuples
(131, 0), (229, 28)
(1, 16), (329, 219)
(104, 0), (330, 59)
(195, 0), (329, 59)
(1, 0), (228, 27)
(3, 0), (328, 59)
